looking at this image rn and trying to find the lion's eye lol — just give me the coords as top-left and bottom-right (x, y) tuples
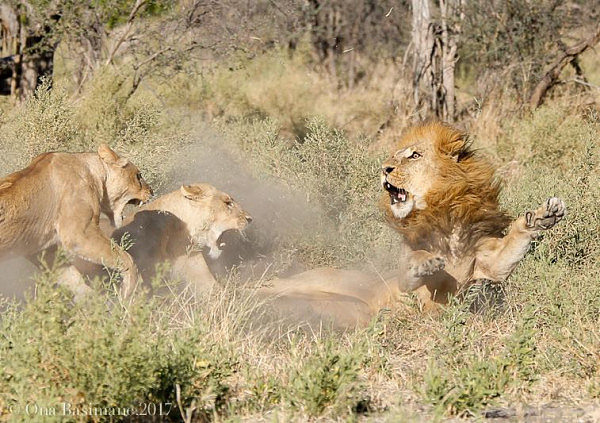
(409, 151), (421, 159)
(225, 199), (234, 209)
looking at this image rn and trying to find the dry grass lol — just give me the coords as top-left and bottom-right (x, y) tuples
(158, 47), (407, 142)
(1, 40), (600, 422)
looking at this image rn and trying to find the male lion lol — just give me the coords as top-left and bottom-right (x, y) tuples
(256, 121), (565, 329)
(381, 121), (566, 307)
(106, 183), (253, 294)
(0, 144), (153, 298)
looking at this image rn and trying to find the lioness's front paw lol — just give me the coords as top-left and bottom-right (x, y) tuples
(409, 256), (445, 278)
(525, 197), (566, 231)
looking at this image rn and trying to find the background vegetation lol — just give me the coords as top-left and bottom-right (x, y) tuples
(0, 0), (600, 421)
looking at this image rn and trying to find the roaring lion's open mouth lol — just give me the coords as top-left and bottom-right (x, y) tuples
(216, 231), (227, 251)
(127, 198), (144, 207)
(383, 181), (408, 205)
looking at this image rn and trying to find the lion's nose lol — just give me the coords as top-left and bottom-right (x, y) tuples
(383, 166), (395, 175)
(246, 215), (253, 223)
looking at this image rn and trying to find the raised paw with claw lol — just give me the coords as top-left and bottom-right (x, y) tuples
(409, 255), (446, 278)
(525, 197), (566, 231)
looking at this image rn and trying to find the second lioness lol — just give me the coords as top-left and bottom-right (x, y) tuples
(109, 183), (252, 293)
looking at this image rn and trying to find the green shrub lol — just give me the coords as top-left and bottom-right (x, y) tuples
(0, 266), (239, 422)
(0, 68), (178, 192)
(0, 80), (82, 173)
(422, 307), (538, 417)
(286, 338), (368, 417)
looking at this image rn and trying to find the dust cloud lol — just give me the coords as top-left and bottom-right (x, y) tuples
(0, 257), (37, 300)
(168, 123), (324, 283)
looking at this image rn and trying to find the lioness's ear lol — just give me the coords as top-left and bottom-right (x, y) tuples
(180, 184), (206, 201)
(98, 144), (128, 167)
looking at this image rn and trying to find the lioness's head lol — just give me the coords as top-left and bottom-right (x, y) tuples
(98, 144), (153, 226)
(381, 122), (469, 219)
(177, 183), (253, 259)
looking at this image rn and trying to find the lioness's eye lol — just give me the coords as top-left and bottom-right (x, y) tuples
(225, 199), (233, 209)
(409, 151), (421, 159)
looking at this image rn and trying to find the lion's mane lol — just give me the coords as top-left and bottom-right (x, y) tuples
(382, 122), (512, 255)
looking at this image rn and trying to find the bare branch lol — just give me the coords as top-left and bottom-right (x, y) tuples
(529, 26), (600, 109)
(133, 46), (172, 71)
(105, 0), (148, 66)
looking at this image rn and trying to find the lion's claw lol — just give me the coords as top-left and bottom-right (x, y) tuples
(525, 197), (566, 231)
(410, 256), (445, 277)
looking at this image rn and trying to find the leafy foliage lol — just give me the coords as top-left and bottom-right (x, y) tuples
(287, 338), (368, 416)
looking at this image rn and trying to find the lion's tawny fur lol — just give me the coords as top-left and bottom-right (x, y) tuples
(0, 145), (153, 298)
(382, 121), (512, 255)
(258, 121), (566, 329)
(109, 183), (253, 294)
(381, 121), (565, 307)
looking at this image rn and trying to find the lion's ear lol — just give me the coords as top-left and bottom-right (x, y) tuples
(180, 184), (207, 201)
(98, 144), (128, 167)
(437, 128), (467, 160)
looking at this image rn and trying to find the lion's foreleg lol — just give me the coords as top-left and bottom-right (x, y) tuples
(474, 197), (566, 281)
(473, 223), (533, 281)
(57, 265), (94, 301)
(398, 249), (446, 292)
(59, 224), (140, 299)
(172, 253), (218, 297)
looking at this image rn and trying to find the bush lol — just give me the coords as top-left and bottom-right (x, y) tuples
(0, 80), (82, 173)
(422, 306), (538, 417)
(172, 47), (395, 140)
(0, 266), (244, 422)
(286, 337), (369, 417)
(215, 116), (403, 270)
(0, 69), (179, 192)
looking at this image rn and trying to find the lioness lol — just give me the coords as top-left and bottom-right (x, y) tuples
(381, 121), (566, 307)
(107, 183), (253, 294)
(0, 144), (153, 298)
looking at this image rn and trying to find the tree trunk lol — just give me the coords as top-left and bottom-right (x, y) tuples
(411, 0), (434, 113)
(0, 3), (58, 101)
(410, 0), (462, 122)
(440, 0), (458, 122)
